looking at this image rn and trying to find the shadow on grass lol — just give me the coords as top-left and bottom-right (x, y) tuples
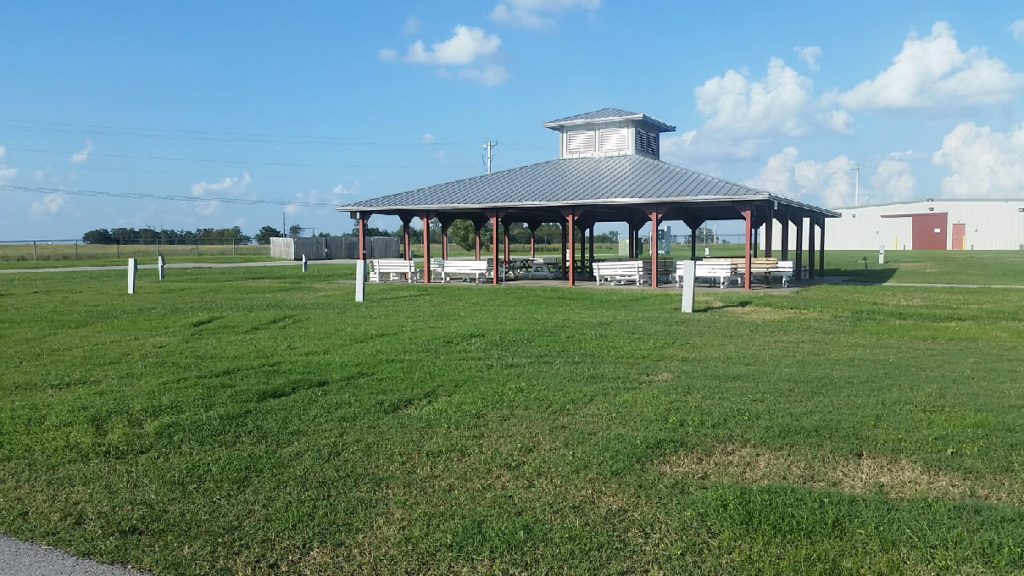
(831, 266), (899, 284)
(372, 292), (431, 302)
(698, 300), (752, 313)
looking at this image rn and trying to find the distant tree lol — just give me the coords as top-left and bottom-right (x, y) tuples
(255, 226), (283, 244)
(448, 219), (491, 252)
(288, 223), (303, 239)
(82, 229), (115, 244)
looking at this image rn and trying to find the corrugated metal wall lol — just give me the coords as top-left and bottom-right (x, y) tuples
(767, 200), (1024, 250)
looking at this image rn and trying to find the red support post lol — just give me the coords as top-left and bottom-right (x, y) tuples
(358, 215), (366, 260)
(402, 219), (411, 259)
(421, 215), (431, 284)
(491, 213), (500, 285)
(503, 222), (510, 263)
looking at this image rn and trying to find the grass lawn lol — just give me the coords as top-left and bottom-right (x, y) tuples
(1, 258), (1023, 574)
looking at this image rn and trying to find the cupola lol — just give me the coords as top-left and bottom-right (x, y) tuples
(543, 107), (676, 160)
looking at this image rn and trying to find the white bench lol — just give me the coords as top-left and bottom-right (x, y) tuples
(692, 260), (734, 288)
(368, 259), (417, 283)
(769, 260), (795, 287)
(440, 260), (490, 283)
(594, 260), (644, 286)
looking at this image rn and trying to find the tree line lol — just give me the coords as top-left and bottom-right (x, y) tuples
(82, 227), (253, 245)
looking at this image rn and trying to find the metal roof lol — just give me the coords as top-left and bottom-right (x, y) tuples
(543, 108), (676, 133)
(337, 155), (838, 218)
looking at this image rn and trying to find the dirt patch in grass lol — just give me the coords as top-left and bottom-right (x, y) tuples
(661, 443), (1020, 504)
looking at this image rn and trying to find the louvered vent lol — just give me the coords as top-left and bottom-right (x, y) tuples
(635, 129), (659, 157)
(566, 130), (596, 155)
(598, 127), (628, 154)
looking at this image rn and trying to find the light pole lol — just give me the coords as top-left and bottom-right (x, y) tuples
(851, 166), (861, 207)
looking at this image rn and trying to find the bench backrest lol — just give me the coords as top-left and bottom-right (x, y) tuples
(594, 261), (642, 273)
(774, 260), (794, 272)
(373, 259), (414, 271)
(443, 260), (489, 272)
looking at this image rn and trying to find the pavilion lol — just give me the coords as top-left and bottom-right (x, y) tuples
(336, 108), (838, 289)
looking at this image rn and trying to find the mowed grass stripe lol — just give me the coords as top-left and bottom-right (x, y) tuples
(1, 262), (1023, 574)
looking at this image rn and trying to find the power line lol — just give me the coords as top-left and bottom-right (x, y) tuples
(0, 184), (339, 209)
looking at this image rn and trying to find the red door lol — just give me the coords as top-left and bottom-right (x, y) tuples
(951, 223), (965, 250)
(912, 213), (948, 250)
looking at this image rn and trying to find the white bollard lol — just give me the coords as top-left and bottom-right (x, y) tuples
(158, 255), (165, 280)
(680, 260), (695, 313)
(128, 258), (137, 294)
(878, 246), (885, 265)
(302, 254), (308, 273)
(355, 259), (366, 302)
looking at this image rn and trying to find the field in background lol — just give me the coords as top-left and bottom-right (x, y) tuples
(1, 256), (1023, 574)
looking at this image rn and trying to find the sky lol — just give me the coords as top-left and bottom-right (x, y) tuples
(2, 0), (1024, 241)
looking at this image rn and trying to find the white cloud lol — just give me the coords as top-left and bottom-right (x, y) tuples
(421, 133), (436, 144)
(833, 21), (1023, 110)
(794, 45), (822, 71)
(794, 154), (857, 207)
(490, 0), (600, 29)
(871, 156), (917, 202)
(405, 25), (500, 66)
(70, 140), (93, 164)
(189, 171), (250, 216)
(31, 193), (67, 215)
(403, 16), (421, 35)
(745, 146), (799, 195)
(382, 25), (508, 86)
(663, 58), (848, 163)
(932, 122), (1024, 198)
(433, 149), (447, 159)
(0, 146), (15, 184)
(1011, 19), (1024, 42)
(331, 184), (355, 197)
(190, 171), (251, 197)
(746, 147), (858, 207)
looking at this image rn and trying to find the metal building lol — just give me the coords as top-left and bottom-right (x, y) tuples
(766, 199), (1024, 251)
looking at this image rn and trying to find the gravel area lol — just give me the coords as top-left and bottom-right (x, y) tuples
(0, 536), (151, 576)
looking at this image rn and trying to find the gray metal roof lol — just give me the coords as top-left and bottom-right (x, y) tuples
(337, 155), (837, 217)
(543, 108), (676, 133)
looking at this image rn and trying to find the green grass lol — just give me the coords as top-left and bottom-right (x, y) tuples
(2, 259), (1024, 574)
(0, 243), (275, 269)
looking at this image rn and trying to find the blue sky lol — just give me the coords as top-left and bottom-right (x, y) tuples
(2, 1), (1024, 241)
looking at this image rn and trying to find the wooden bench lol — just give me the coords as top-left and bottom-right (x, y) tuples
(684, 260), (735, 288)
(593, 260), (645, 286)
(368, 259), (417, 283)
(705, 257), (779, 284)
(440, 260), (490, 283)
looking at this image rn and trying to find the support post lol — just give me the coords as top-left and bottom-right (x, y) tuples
(680, 260), (695, 313)
(794, 216), (804, 280)
(742, 207), (752, 290)
(358, 214), (366, 260)
(401, 216), (412, 260)
(502, 221), (510, 264)
(780, 213), (790, 260)
(565, 212), (577, 286)
(649, 209), (662, 288)
(807, 218), (816, 280)
(302, 254), (308, 273)
(127, 258), (137, 294)
(764, 207), (774, 258)
(560, 222), (567, 279)
(421, 215), (431, 284)
(491, 213), (500, 285)
(158, 255), (165, 280)
(818, 217), (825, 276)
(355, 259), (365, 302)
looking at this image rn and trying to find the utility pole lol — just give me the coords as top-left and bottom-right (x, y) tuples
(851, 166), (861, 207)
(484, 139), (498, 174)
